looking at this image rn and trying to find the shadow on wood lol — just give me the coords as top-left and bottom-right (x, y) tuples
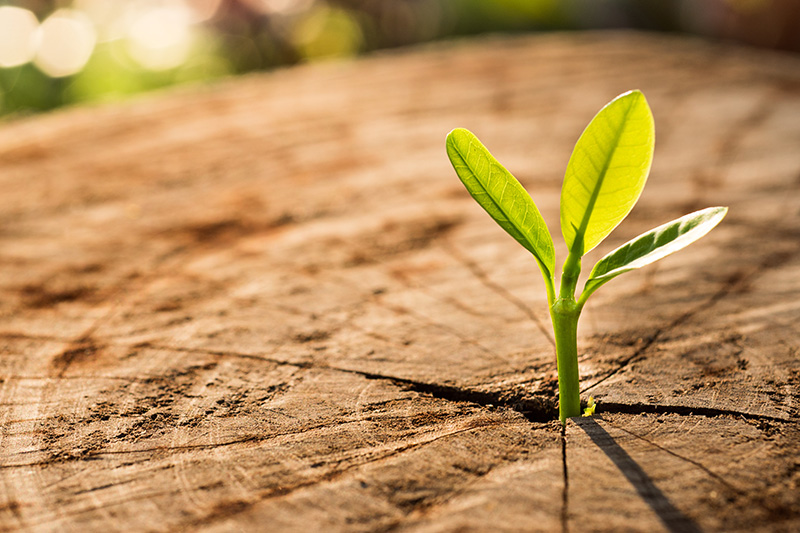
(574, 417), (701, 533)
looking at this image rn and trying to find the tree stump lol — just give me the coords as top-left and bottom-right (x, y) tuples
(0, 32), (798, 532)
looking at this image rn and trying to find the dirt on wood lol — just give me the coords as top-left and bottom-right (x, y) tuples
(0, 32), (798, 532)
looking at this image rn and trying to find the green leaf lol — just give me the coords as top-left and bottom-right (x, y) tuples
(561, 90), (655, 256)
(580, 207), (728, 302)
(446, 128), (555, 283)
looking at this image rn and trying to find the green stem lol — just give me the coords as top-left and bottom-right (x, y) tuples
(551, 298), (581, 424)
(551, 249), (583, 424)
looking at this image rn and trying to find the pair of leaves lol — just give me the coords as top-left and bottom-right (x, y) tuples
(445, 90), (727, 304)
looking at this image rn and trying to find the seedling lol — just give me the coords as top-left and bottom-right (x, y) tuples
(446, 90), (727, 424)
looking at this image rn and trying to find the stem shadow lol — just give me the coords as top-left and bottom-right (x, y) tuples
(573, 417), (702, 533)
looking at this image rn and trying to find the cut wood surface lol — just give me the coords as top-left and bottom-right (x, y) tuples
(0, 32), (799, 532)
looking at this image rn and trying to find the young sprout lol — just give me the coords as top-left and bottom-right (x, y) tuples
(582, 397), (596, 417)
(446, 90), (727, 424)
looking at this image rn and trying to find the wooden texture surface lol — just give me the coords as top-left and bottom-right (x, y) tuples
(0, 32), (799, 532)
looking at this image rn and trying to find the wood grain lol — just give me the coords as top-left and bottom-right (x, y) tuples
(0, 32), (798, 531)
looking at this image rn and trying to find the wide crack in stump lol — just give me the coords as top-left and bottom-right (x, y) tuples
(0, 32), (799, 531)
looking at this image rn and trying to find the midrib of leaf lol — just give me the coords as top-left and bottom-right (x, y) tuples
(452, 139), (550, 274)
(571, 100), (636, 256)
(578, 206), (728, 307)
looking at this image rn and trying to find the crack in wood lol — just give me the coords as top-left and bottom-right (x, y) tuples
(20, 339), (790, 431)
(333, 366), (558, 423)
(73, 478), (139, 496)
(560, 425), (569, 533)
(599, 402), (790, 423)
(123, 343), (563, 422)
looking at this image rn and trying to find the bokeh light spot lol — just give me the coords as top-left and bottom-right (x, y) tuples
(0, 7), (39, 68)
(34, 9), (96, 78)
(244, 0), (316, 16)
(292, 5), (364, 61)
(126, 5), (194, 71)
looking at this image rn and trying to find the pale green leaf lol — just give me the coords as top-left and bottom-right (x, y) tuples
(580, 207), (728, 302)
(561, 90), (655, 256)
(446, 128), (555, 282)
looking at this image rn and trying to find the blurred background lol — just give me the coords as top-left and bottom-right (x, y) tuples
(0, 0), (798, 118)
